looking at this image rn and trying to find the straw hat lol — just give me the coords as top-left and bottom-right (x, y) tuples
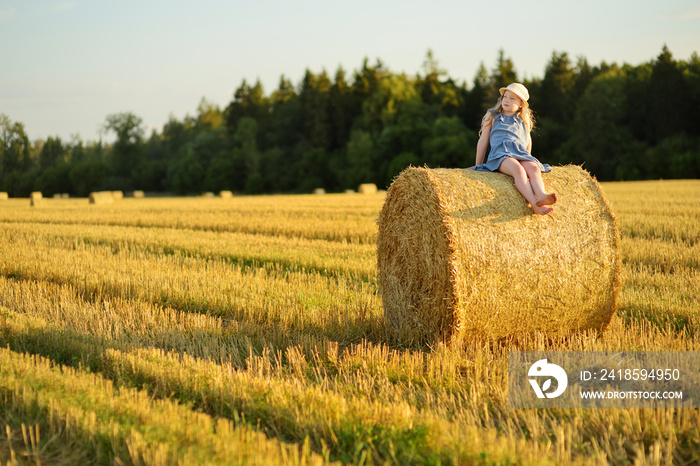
(499, 83), (529, 107)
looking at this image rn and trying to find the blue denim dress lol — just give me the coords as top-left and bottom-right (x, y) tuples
(474, 113), (551, 173)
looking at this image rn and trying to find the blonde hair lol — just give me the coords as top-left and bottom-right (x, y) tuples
(479, 94), (535, 136)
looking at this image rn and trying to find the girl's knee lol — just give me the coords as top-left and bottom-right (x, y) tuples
(509, 164), (528, 180)
(522, 161), (540, 175)
(502, 162), (527, 181)
(513, 170), (528, 183)
(511, 161), (528, 177)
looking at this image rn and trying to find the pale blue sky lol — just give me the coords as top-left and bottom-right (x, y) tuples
(1, 0), (699, 142)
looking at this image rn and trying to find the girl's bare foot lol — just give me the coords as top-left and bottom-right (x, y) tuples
(536, 193), (557, 207)
(532, 204), (553, 215)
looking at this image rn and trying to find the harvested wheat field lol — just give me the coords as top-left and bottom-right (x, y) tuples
(0, 181), (698, 465)
(378, 165), (622, 343)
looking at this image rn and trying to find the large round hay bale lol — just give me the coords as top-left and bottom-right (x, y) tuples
(377, 166), (622, 343)
(0, 192), (8, 201)
(29, 191), (44, 207)
(358, 183), (378, 194)
(89, 191), (114, 205)
(111, 190), (124, 200)
(219, 190), (233, 199)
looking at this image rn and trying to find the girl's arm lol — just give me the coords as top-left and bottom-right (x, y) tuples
(475, 122), (491, 166)
(527, 132), (532, 153)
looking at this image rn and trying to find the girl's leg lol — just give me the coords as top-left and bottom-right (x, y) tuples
(521, 161), (557, 206)
(498, 158), (553, 215)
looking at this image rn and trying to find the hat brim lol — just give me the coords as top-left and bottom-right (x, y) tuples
(499, 87), (529, 107)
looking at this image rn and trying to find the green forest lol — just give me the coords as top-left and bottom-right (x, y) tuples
(1, 46), (699, 197)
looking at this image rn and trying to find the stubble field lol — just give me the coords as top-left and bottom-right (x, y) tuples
(0, 179), (698, 465)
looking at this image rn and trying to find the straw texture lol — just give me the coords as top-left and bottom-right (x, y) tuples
(377, 165), (622, 343)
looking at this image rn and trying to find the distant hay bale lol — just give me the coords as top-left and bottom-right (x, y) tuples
(377, 166), (622, 343)
(89, 191), (114, 205)
(358, 183), (378, 194)
(129, 190), (145, 198)
(29, 191), (44, 207)
(61, 193), (70, 199)
(111, 191), (124, 200)
(345, 189), (356, 194)
(313, 188), (326, 195)
(219, 190), (233, 199)
(202, 192), (215, 198)
(0, 192), (8, 201)
(53, 193), (62, 199)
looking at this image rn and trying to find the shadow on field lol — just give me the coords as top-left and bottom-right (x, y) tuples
(617, 304), (699, 338)
(0, 266), (388, 354)
(59, 235), (376, 284)
(0, 313), (445, 465)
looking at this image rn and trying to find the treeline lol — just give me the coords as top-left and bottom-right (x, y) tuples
(1, 46), (699, 197)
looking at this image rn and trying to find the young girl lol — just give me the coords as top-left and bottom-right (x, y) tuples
(473, 83), (557, 215)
